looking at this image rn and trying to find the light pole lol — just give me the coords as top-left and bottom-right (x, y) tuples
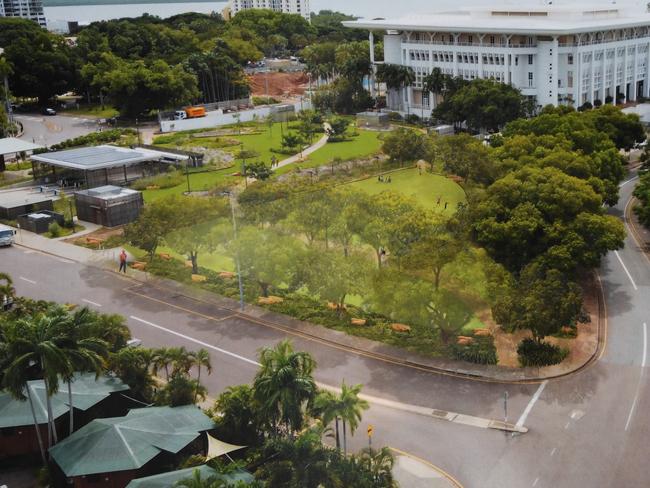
(227, 191), (245, 312)
(185, 162), (191, 194)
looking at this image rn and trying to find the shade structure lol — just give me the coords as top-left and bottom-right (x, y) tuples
(50, 405), (216, 477)
(125, 465), (255, 488)
(0, 373), (128, 429)
(0, 137), (43, 156)
(206, 433), (246, 459)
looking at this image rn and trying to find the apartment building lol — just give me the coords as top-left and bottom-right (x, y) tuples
(344, 3), (650, 114)
(226, 0), (310, 21)
(0, 0), (46, 27)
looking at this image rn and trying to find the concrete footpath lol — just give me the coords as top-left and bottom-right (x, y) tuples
(391, 447), (463, 488)
(10, 224), (597, 386)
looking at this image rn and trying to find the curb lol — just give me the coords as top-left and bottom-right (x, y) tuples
(12, 237), (606, 385)
(389, 447), (464, 488)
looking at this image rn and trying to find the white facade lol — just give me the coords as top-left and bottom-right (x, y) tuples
(0, 0), (46, 27)
(227, 0), (310, 21)
(344, 3), (650, 115)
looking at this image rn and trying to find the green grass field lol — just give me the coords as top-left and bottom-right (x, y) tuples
(347, 168), (466, 213)
(61, 105), (119, 119)
(141, 167), (239, 203)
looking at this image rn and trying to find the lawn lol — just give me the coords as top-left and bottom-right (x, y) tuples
(140, 167), (239, 202)
(273, 130), (385, 175)
(347, 168), (466, 213)
(61, 105), (119, 119)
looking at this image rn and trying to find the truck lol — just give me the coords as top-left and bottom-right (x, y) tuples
(174, 106), (207, 120)
(0, 224), (16, 247)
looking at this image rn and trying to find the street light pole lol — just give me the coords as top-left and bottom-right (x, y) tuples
(228, 192), (245, 312)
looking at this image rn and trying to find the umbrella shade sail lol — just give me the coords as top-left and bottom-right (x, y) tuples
(50, 405), (215, 477)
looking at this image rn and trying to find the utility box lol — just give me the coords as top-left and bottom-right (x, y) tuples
(75, 186), (143, 228)
(17, 211), (64, 234)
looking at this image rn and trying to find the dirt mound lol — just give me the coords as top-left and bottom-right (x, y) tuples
(248, 71), (310, 97)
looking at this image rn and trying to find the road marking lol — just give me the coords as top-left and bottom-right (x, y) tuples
(82, 299), (102, 307)
(19, 276), (36, 284)
(516, 380), (548, 428)
(564, 421), (570, 429)
(614, 251), (638, 290)
(532, 477), (540, 487)
(129, 315), (260, 367)
(550, 448), (556, 457)
(56, 257), (74, 264)
(625, 322), (648, 431)
(620, 176), (638, 187)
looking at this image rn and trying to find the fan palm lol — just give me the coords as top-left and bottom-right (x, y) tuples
(338, 382), (369, 454)
(253, 340), (317, 436)
(358, 447), (398, 487)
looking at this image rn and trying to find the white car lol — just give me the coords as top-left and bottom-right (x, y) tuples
(0, 224), (16, 246)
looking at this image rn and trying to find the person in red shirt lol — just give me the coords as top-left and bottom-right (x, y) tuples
(118, 249), (127, 273)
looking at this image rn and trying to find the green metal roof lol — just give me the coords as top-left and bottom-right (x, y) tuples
(50, 405), (216, 477)
(0, 373), (129, 429)
(125, 464), (254, 488)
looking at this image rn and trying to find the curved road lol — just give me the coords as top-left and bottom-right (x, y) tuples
(1, 171), (649, 487)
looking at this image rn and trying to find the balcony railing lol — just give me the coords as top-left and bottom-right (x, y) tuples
(403, 40), (537, 48)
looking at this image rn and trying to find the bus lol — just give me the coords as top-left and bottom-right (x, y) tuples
(0, 224), (16, 247)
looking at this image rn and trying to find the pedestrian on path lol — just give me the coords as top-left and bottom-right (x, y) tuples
(118, 249), (128, 273)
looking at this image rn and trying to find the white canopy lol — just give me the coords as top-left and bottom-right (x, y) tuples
(0, 137), (43, 156)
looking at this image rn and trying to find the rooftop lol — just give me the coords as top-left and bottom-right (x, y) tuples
(344, 2), (650, 35)
(31, 145), (188, 171)
(0, 373), (129, 429)
(0, 137), (43, 156)
(49, 405), (215, 477)
(76, 185), (140, 200)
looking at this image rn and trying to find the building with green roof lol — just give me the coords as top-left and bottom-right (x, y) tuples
(0, 373), (129, 461)
(125, 465), (255, 488)
(49, 405), (216, 488)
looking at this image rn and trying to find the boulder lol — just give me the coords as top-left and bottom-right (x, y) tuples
(131, 262), (147, 271)
(351, 318), (367, 326)
(191, 274), (207, 283)
(184, 260), (194, 268)
(456, 336), (474, 345)
(158, 253), (172, 260)
(146, 185), (160, 190)
(473, 328), (492, 337)
(219, 271), (236, 279)
(391, 323), (411, 333)
(258, 296), (284, 305)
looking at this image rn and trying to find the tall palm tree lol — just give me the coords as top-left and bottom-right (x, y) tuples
(423, 67), (447, 110)
(2, 311), (73, 450)
(338, 382), (369, 454)
(170, 346), (195, 376)
(192, 348), (212, 402)
(253, 340), (317, 436)
(152, 347), (173, 381)
(62, 307), (109, 434)
(312, 390), (343, 450)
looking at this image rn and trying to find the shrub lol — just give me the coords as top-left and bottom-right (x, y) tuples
(517, 338), (568, 367)
(253, 96), (280, 106)
(131, 170), (184, 190)
(605, 95), (614, 104)
(33, 129), (135, 153)
(48, 222), (62, 237)
(387, 111), (403, 121)
(450, 336), (498, 365)
(593, 99), (602, 107)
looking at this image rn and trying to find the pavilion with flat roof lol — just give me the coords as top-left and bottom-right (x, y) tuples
(30, 145), (189, 189)
(0, 137), (44, 171)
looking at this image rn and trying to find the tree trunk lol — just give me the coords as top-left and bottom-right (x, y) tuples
(68, 381), (74, 435)
(376, 249), (382, 269)
(191, 252), (198, 275)
(0, 154), (5, 172)
(260, 282), (269, 298)
(434, 267), (442, 290)
(27, 387), (47, 464)
(335, 417), (340, 450)
(342, 419), (347, 454)
(45, 381), (58, 446)
(194, 366), (201, 403)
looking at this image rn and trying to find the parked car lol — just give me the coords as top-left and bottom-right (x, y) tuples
(41, 107), (57, 116)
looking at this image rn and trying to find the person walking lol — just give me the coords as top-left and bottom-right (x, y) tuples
(118, 249), (128, 273)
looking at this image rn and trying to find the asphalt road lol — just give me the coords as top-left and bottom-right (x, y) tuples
(1, 172), (649, 487)
(15, 113), (99, 147)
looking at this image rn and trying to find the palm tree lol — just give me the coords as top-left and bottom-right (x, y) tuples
(376, 64), (415, 111)
(253, 340), (317, 436)
(170, 346), (196, 376)
(62, 307), (109, 434)
(152, 347), (173, 381)
(358, 447), (398, 487)
(192, 349), (212, 402)
(422, 67), (447, 110)
(312, 390), (343, 450)
(338, 382), (369, 454)
(0, 272), (15, 311)
(2, 311), (74, 450)
(175, 468), (226, 488)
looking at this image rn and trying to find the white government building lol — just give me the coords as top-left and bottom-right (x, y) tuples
(225, 0), (310, 20)
(0, 0), (46, 27)
(345, 2), (650, 114)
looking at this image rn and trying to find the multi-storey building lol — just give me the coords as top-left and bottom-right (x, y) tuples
(226, 0), (310, 21)
(344, 3), (650, 114)
(0, 0), (46, 27)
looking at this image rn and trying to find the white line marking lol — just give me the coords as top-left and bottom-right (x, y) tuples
(614, 251), (638, 291)
(516, 380), (548, 428)
(82, 299), (102, 307)
(625, 322), (648, 431)
(532, 477), (540, 487)
(57, 257), (74, 264)
(129, 315), (260, 367)
(550, 448), (556, 457)
(620, 176), (639, 188)
(19, 276), (36, 284)
(564, 421), (570, 429)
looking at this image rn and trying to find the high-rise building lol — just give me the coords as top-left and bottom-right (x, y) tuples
(0, 0), (46, 27)
(226, 0), (310, 21)
(345, 3), (650, 113)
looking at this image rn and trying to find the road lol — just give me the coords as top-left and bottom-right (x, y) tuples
(1, 172), (649, 487)
(15, 113), (99, 147)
